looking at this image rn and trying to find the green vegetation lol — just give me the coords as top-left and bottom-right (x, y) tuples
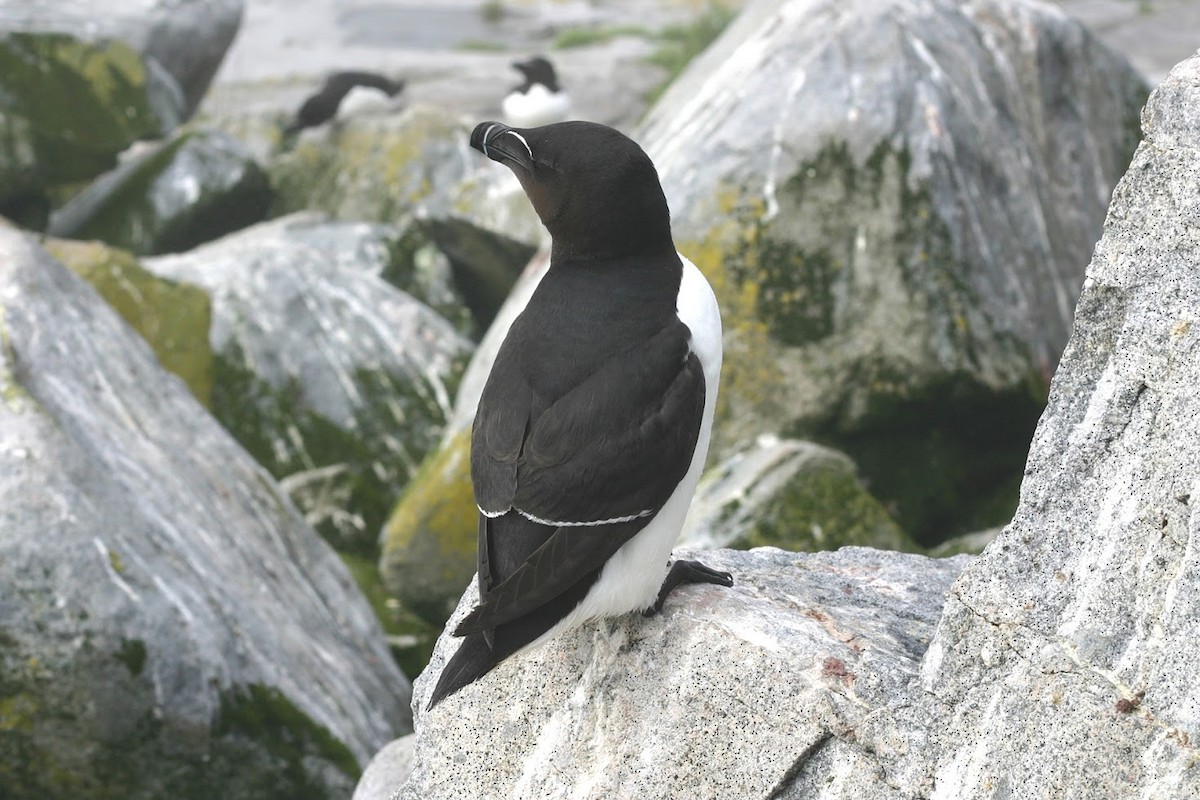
(114, 639), (147, 677)
(646, 4), (737, 96)
(217, 684), (360, 788)
(479, 0), (506, 24)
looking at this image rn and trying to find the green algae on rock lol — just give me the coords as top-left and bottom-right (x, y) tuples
(379, 428), (477, 626)
(145, 217), (474, 556)
(0, 229), (409, 800)
(47, 127), (272, 256)
(42, 237), (214, 406)
(640, 0), (1147, 544)
(683, 436), (917, 553)
(0, 33), (177, 211)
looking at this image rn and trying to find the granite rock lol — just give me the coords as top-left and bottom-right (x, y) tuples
(0, 228), (409, 799)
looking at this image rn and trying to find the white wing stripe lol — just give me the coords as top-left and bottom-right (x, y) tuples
(517, 508), (654, 527)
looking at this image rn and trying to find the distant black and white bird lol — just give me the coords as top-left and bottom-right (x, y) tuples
(501, 56), (571, 128)
(427, 120), (732, 709)
(284, 71), (405, 134)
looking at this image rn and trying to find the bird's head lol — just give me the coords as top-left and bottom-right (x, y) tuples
(512, 56), (560, 92)
(470, 120), (674, 263)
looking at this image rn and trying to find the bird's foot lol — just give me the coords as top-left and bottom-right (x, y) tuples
(643, 559), (733, 617)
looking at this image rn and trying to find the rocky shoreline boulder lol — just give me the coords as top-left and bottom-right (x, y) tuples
(47, 127), (272, 255)
(641, 0), (1147, 540)
(143, 215), (474, 555)
(2, 0), (243, 119)
(0, 229), (410, 799)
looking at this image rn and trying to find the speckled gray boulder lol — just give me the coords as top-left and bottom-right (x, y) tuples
(143, 214), (474, 554)
(47, 127), (271, 255)
(390, 547), (969, 800)
(918, 47), (1200, 798)
(0, 228), (409, 799)
(640, 0), (1147, 539)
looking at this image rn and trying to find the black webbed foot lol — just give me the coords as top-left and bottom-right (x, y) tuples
(643, 559), (734, 617)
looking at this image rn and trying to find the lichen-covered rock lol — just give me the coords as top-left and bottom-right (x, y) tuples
(377, 254), (550, 627)
(0, 228), (409, 799)
(0, 33), (179, 218)
(390, 547), (969, 800)
(682, 436), (915, 553)
(41, 236), (214, 404)
(278, 211), (476, 336)
(144, 216), (474, 554)
(47, 127), (272, 255)
(918, 47), (1200, 799)
(266, 103), (542, 328)
(639, 0), (1148, 541)
(379, 429), (477, 626)
(2, 0), (243, 119)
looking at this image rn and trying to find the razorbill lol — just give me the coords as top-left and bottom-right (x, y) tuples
(501, 56), (571, 128)
(284, 71), (404, 134)
(427, 120), (732, 709)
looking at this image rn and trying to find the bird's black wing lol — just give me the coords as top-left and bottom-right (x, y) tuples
(459, 317), (706, 636)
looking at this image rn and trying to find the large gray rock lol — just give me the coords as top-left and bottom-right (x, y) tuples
(919, 47), (1200, 798)
(47, 127), (272, 255)
(373, 47), (1200, 800)
(640, 0), (1148, 540)
(1, 0), (244, 118)
(144, 215), (474, 554)
(392, 547), (970, 800)
(0, 228), (409, 799)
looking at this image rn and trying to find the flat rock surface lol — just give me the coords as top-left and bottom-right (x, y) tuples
(395, 547), (970, 800)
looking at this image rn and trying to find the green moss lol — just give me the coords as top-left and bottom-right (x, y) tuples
(113, 639), (146, 677)
(820, 378), (1042, 546)
(380, 428), (477, 625)
(44, 238), (215, 407)
(645, 4), (737, 102)
(212, 339), (465, 557)
(106, 548), (126, 574)
(0, 305), (33, 411)
(0, 33), (163, 197)
(268, 111), (463, 223)
(216, 684), (360, 787)
(724, 448), (917, 553)
(339, 553), (439, 678)
(51, 128), (272, 256)
(683, 138), (1047, 547)
(553, 25), (653, 49)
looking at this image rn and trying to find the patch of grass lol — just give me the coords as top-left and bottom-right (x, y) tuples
(552, 24), (652, 50)
(645, 4), (738, 102)
(456, 39), (509, 53)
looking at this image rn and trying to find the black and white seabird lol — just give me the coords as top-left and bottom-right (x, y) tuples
(428, 120), (732, 709)
(284, 71), (405, 134)
(501, 56), (571, 128)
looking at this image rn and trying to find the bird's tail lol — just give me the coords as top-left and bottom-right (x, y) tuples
(427, 632), (504, 710)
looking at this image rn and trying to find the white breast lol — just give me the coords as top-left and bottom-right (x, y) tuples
(502, 84), (572, 128)
(520, 254), (723, 652)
